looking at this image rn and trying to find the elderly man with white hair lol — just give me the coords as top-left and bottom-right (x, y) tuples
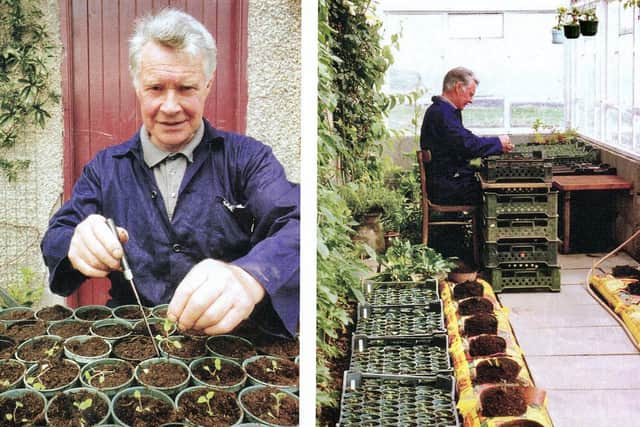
(41, 9), (300, 338)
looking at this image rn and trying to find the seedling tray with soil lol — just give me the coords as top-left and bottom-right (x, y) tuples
(113, 305), (152, 322)
(350, 334), (451, 376)
(15, 335), (63, 364)
(355, 302), (445, 338)
(0, 337), (15, 359)
(90, 319), (132, 342)
(176, 386), (243, 427)
(362, 278), (439, 306)
(239, 385), (299, 427)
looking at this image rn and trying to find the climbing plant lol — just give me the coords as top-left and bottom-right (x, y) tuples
(0, 0), (59, 181)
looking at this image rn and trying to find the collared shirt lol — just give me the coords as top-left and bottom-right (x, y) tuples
(140, 123), (204, 220)
(41, 119), (300, 337)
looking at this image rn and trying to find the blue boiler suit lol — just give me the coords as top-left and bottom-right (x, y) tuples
(420, 96), (503, 205)
(41, 120), (300, 337)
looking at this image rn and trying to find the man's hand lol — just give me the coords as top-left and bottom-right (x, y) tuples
(68, 214), (129, 277)
(499, 134), (513, 152)
(167, 259), (265, 335)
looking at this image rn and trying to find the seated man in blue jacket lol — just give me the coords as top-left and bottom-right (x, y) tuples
(40, 9), (299, 338)
(420, 67), (513, 205)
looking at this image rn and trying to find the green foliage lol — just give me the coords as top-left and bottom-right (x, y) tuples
(374, 240), (455, 282)
(0, 0), (59, 181)
(197, 391), (215, 416)
(268, 392), (289, 419)
(383, 160), (422, 243)
(73, 398), (93, 411)
(554, 7), (567, 29)
(531, 119), (578, 145)
(337, 181), (405, 228)
(1, 267), (42, 307)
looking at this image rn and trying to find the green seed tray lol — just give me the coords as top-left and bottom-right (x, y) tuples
(482, 238), (559, 268)
(481, 153), (552, 183)
(483, 214), (558, 241)
(487, 263), (561, 292)
(363, 278), (439, 306)
(339, 372), (460, 427)
(513, 140), (598, 165)
(349, 334), (451, 376)
(356, 302), (445, 338)
(483, 190), (558, 217)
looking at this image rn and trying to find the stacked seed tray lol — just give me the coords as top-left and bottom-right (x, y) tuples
(511, 138), (599, 167)
(338, 278), (461, 426)
(440, 277), (554, 427)
(480, 153), (561, 292)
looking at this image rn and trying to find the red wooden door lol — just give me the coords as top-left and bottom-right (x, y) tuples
(59, 0), (248, 307)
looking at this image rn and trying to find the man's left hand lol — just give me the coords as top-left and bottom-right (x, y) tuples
(166, 259), (265, 335)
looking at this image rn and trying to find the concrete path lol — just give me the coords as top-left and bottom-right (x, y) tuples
(498, 252), (640, 427)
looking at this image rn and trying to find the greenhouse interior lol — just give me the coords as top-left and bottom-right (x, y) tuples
(318, 0), (640, 426)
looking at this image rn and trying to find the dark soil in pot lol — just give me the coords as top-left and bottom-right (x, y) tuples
(113, 306), (151, 321)
(83, 362), (133, 389)
(178, 388), (241, 427)
(453, 281), (484, 300)
(469, 335), (507, 357)
(255, 337), (299, 359)
(114, 393), (178, 426)
(5, 320), (48, 344)
(464, 314), (498, 337)
(35, 305), (72, 322)
(192, 359), (245, 387)
(474, 357), (522, 384)
(161, 336), (207, 359)
(207, 336), (257, 360)
(27, 360), (79, 390)
(0, 391), (45, 425)
(65, 337), (109, 357)
(75, 307), (111, 321)
(138, 360), (189, 388)
(112, 335), (157, 362)
(0, 339), (15, 359)
(17, 337), (62, 362)
(245, 357), (299, 387)
(481, 386), (527, 417)
(458, 297), (494, 316)
(612, 265), (640, 279)
(241, 386), (298, 426)
(92, 323), (131, 338)
(0, 309), (34, 321)
(46, 389), (109, 427)
(133, 320), (168, 336)
(48, 320), (91, 339)
(0, 361), (24, 391)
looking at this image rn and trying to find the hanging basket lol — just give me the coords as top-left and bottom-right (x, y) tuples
(563, 24), (580, 39)
(579, 19), (598, 36)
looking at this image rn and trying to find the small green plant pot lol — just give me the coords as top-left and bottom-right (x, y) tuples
(112, 305), (152, 324)
(47, 318), (92, 339)
(80, 358), (135, 397)
(135, 357), (190, 397)
(24, 359), (80, 397)
(45, 386), (110, 426)
(189, 356), (247, 392)
(0, 307), (36, 324)
(0, 336), (15, 359)
(159, 335), (208, 364)
(14, 334), (63, 367)
(176, 385), (243, 426)
(242, 355), (298, 393)
(133, 317), (176, 337)
(151, 304), (169, 319)
(73, 305), (113, 322)
(35, 304), (73, 323)
(90, 318), (133, 343)
(111, 386), (177, 426)
(63, 335), (112, 365)
(0, 359), (25, 392)
(206, 334), (257, 364)
(0, 388), (47, 425)
(237, 385), (299, 427)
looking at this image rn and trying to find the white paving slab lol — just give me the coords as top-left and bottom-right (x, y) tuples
(506, 299), (619, 328)
(545, 389), (640, 427)
(499, 284), (593, 308)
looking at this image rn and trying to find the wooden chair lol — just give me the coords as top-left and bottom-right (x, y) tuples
(417, 150), (480, 266)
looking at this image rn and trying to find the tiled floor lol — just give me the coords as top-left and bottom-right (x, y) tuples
(498, 252), (640, 427)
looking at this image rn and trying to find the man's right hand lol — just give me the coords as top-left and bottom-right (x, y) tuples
(68, 214), (129, 278)
(499, 135), (513, 152)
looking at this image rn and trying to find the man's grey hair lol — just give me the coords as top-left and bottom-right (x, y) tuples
(129, 8), (217, 89)
(442, 67), (479, 92)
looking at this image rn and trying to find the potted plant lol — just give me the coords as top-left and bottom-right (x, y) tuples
(112, 386), (178, 426)
(563, 7), (581, 39)
(24, 359), (80, 397)
(0, 359), (25, 392)
(552, 7), (566, 44)
(176, 385), (243, 427)
(3, 320), (47, 344)
(580, 7), (598, 36)
(90, 318), (133, 343)
(73, 305), (112, 322)
(47, 318), (92, 339)
(0, 336), (15, 359)
(0, 388), (46, 426)
(80, 358), (135, 397)
(113, 305), (152, 323)
(134, 357), (190, 397)
(14, 335), (63, 365)
(205, 334), (257, 363)
(112, 334), (159, 363)
(242, 355), (298, 393)
(189, 356), (247, 392)
(34, 304), (73, 323)
(63, 335), (112, 365)
(238, 385), (299, 427)
(44, 387), (110, 426)
(158, 334), (208, 363)
(0, 307), (35, 322)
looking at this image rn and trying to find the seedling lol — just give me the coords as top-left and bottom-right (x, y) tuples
(0, 379), (11, 388)
(133, 390), (148, 413)
(265, 359), (279, 374)
(83, 367), (114, 386)
(44, 343), (61, 358)
(73, 398), (93, 427)
(196, 390), (216, 416)
(202, 358), (223, 381)
(268, 392), (289, 419)
(25, 363), (51, 391)
(4, 401), (29, 425)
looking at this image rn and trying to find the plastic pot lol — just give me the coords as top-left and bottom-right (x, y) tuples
(45, 386), (110, 426)
(0, 388), (46, 425)
(90, 318), (133, 343)
(80, 357), (135, 397)
(563, 24), (580, 39)
(159, 335), (208, 363)
(0, 359), (25, 392)
(176, 385), (243, 426)
(579, 19), (598, 36)
(47, 318), (92, 339)
(111, 386), (178, 426)
(242, 355), (298, 393)
(134, 357), (190, 397)
(0, 307), (35, 323)
(551, 28), (564, 44)
(35, 304), (73, 323)
(112, 305), (152, 323)
(206, 334), (257, 363)
(151, 304), (169, 319)
(24, 359), (80, 397)
(237, 385), (299, 427)
(74, 305), (112, 322)
(189, 356), (247, 392)
(14, 334), (63, 367)
(63, 335), (112, 365)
